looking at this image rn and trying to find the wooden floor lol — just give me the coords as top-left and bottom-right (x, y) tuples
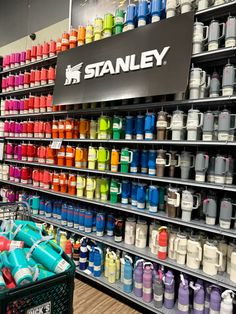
(73, 278), (141, 314)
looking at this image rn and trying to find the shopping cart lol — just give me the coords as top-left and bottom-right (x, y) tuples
(0, 201), (75, 314)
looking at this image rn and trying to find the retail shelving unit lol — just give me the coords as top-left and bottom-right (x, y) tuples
(1, 3), (236, 313)
(1, 179), (236, 238)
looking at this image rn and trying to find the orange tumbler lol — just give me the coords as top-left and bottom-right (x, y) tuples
(59, 172), (68, 193)
(66, 145), (75, 167)
(77, 26), (86, 46)
(57, 146), (66, 166)
(65, 118), (74, 139)
(52, 172), (60, 192)
(68, 173), (76, 195)
(58, 120), (65, 138)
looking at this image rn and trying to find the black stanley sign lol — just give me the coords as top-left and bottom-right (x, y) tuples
(53, 12), (194, 106)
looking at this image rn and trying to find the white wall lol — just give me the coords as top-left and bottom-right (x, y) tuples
(0, 18), (69, 56)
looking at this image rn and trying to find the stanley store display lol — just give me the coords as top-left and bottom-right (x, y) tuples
(1, 0), (236, 313)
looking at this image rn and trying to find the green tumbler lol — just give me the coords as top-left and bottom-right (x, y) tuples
(114, 9), (124, 34)
(120, 148), (133, 173)
(110, 179), (121, 204)
(112, 116), (123, 140)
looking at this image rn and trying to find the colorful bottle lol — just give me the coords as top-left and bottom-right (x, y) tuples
(79, 237), (88, 270)
(210, 286), (221, 314)
(153, 270), (164, 308)
(134, 259), (144, 297)
(123, 255), (133, 293)
(88, 246), (95, 273)
(93, 247), (102, 277)
(190, 281), (205, 314)
(164, 270), (175, 309)
(178, 276), (189, 314)
(142, 262), (153, 303)
(108, 251), (116, 283)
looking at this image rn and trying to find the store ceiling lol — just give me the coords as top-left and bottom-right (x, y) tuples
(0, 0), (69, 47)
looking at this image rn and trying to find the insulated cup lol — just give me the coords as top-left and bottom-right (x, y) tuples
(110, 179), (121, 204)
(121, 180), (131, 204)
(120, 148), (133, 173)
(97, 147), (110, 171)
(112, 116), (123, 140)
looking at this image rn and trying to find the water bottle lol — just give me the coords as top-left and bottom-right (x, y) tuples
(88, 246), (95, 273)
(78, 208), (85, 231)
(164, 270), (175, 309)
(79, 237), (88, 270)
(84, 209), (93, 233)
(108, 251), (116, 283)
(61, 203), (68, 226)
(178, 276), (189, 314)
(190, 281), (205, 314)
(67, 205), (74, 228)
(220, 290), (234, 314)
(153, 271), (164, 308)
(134, 259), (144, 297)
(123, 255), (133, 293)
(210, 286), (221, 314)
(93, 247), (102, 277)
(104, 248), (110, 278)
(143, 262), (153, 303)
(73, 207), (80, 229)
(115, 250), (121, 280)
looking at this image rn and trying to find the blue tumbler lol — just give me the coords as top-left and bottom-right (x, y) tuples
(136, 115), (145, 140)
(145, 113), (156, 140)
(96, 212), (105, 236)
(84, 209), (93, 233)
(131, 182), (138, 207)
(148, 150), (157, 176)
(125, 116), (135, 140)
(79, 208), (85, 231)
(140, 150), (148, 174)
(121, 180), (131, 204)
(137, 183), (147, 209)
(67, 205), (74, 228)
(148, 185), (159, 213)
(130, 149), (140, 173)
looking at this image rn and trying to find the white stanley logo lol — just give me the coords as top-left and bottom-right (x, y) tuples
(64, 47), (170, 85)
(64, 63), (83, 85)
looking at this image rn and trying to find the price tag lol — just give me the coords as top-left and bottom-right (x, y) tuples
(51, 139), (62, 150)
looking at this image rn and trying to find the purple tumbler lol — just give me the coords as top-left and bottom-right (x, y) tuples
(19, 99), (24, 114)
(18, 73), (24, 89)
(164, 270), (175, 309)
(9, 165), (15, 181)
(193, 283), (205, 314)
(14, 121), (21, 137)
(17, 144), (22, 161)
(134, 259), (144, 297)
(6, 190), (16, 202)
(20, 51), (26, 65)
(210, 286), (221, 314)
(14, 166), (21, 183)
(13, 99), (19, 114)
(142, 262), (153, 303)
(14, 75), (19, 90)
(15, 52), (20, 67)
(178, 278), (189, 314)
